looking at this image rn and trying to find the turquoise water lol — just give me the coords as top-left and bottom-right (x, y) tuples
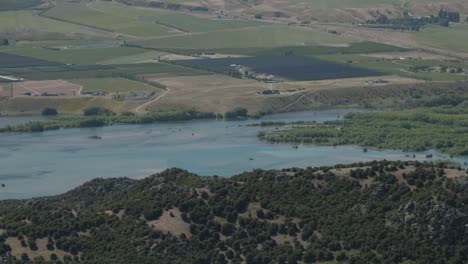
(0, 109), (465, 200)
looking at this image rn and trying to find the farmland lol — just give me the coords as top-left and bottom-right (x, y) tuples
(0, 0), (41, 11)
(412, 24), (468, 53)
(74, 78), (161, 93)
(0, 52), (60, 68)
(89, 1), (265, 33)
(0, 80), (81, 97)
(176, 56), (382, 81)
(42, 2), (175, 37)
(146, 74), (267, 113)
(0, 10), (113, 40)
(0, 0), (466, 116)
(137, 26), (355, 49)
(3, 46), (151, 65)
(8, 63), (209, 81)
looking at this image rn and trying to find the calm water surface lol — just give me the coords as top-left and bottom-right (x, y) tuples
(0, 109), (465, 200)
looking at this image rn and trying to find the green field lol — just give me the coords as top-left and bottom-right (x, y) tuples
(43, 2), (175, 37)
(74, 78), (159, 93)
(89, 1), (265, 33)
(315, 53), (468, 81)
(6, 62), (210, 81)
(138, 26), (354, 49)
(97, 50), (165, 64)
(412, 24), (468, 53)
(3, 46), (149, 65)
(0, 10), (110, 39)
(159, 42), (408, 56)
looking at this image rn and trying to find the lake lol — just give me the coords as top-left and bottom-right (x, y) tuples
(0, 109), (465, 200)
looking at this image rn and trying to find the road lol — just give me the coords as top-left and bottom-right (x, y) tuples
(135, 88), (170, 113)
(278, 91), (317, 111)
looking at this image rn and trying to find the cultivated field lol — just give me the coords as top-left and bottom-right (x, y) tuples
(0, 0), (466, 116)
(137, 26), (355, 49)
(0, 10), (113, 40)
(6, 80), (81, 97)
(0, 52), (60, 68)
(74, 78), (160, 94)
(97, 51), (165, 65)
(412, 24), (468, 54)
(177, 55), (381, 81)
(3, 46), (149, 65)
(43, 2), (175, 37)
(0, 0), (42, 11)
(89, 1), (265, 33)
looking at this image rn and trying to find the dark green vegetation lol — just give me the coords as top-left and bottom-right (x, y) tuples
(41, 107), (57, 116)
(0, 0), (41, 11)
(155, 42), (408, 57)
(0, 160), (467, 263)
(260, 98), (468, 156)
(176, 56), (381, 81)
(0, 53), (61, 68)
(224, 107), (249, 120)
(364, 9), (461, 31)
(0, 109), (216, 133)
(0, 54), (209, 81)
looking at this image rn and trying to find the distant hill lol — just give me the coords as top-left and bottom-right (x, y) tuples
(0, 160), (467, 263)
(117, 0), (468, 22)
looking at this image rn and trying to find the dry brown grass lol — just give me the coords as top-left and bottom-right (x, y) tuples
(147, 74), (278, 114)
(363, 51), (456, 61)
(277, 75), (422, 91)
(147, 208), (191, 237)
(0, 80), (81, 98)
(145, 74), (429, 114)
(5, 237), (69, 261)
(0, 96), (139, 115)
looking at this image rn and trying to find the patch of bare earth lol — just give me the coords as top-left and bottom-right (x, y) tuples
(331, 166), (373, 188)
(104, 209), (125, 220)
(5, 237), (70, 261)
(444, 169), (467, 179)
(147, 208), (191, 237)
(392, 166), (417, 191)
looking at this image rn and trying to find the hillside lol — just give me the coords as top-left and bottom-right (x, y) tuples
(117, 0), (468, 22)
(0, 160), (467, 263)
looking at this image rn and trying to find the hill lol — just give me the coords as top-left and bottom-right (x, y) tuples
(0, 160), (467, 263)
(117, 0), (468, 23)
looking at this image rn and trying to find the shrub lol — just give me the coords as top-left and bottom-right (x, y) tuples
(79, 119), (105, 128)
(29, 122), (44, 132)
(224, 107), (248, 120)
(41, 107), (58, 116)
(83, 107), (115, 116)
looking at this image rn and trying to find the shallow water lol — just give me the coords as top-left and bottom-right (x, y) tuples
(0, 109), (465, 200)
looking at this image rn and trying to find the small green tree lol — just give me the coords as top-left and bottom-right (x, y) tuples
(41, 107), (58, 116)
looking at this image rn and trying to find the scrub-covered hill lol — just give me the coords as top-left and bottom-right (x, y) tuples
(0, 160), (467, 263)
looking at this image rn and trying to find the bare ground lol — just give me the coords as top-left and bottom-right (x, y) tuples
(147, 208), (191, 237)
(5, 237), (70, 261)
(0, 80), (82, 97)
